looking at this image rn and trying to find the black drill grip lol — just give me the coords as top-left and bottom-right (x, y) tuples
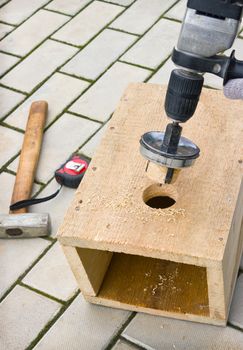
(165, 69), (204, 123)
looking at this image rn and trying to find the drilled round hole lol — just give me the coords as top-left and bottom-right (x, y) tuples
(146, 196), (176, 209)
(143, 184), (177, 209)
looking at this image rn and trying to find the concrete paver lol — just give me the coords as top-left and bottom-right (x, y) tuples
(123, 313), (243, 350)
(35, 113), (100, 183)
(0, 86), (25, 118)
(228, 274), (243, 330)
(166, 0), (187, 21)
(148, 58), (174, 85)
(23, 242), (78, 301)
(0, 236), (50, 298)
(0, 22), (14, 39)
(0, 285), (60, 350)
(69, 62), (150, 122)
(0, 52), (19, 77)
(1, 40), (77, 93)
(0, 10), (68, 56)
(81, 123), (108, 158)
(0, 0), (49, 25)
(5, 72), (89, 129)
(52, 1), (123, 46)
(112, 339), (139, 349)
(29, 178), (76, 237)
(46, 0), (92, 16)
(34, 293), (130, 350)
(122, 19), (181, 69)
(0, 125), (23, 168)
(111, 0), (177, 35)
(62, 28), (136, 80)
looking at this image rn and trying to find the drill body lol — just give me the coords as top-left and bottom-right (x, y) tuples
(140, 0), (243, 184)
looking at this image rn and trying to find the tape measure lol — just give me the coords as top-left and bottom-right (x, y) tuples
(10, 155), (89, 211)
(55, 155), (89, 189)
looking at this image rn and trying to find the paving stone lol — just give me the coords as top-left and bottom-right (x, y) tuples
(0, 10), (68, 57)
(0, 86), (25, 118)
(23, 242), (78, 300)
(1, 40), (77, 93)
(228, 274), (243, 329)
(0, 0), (8, 5)
(0, 285), (60, 350)
(148, 58), (174, 85)
(111, 0), (177, 35)
(34, 293), (130, 350)
(35, 113), (100, 183)
(53, 1), (122, 46)
(62, 29), (136, 80)
(0, 0), (49, 25)
(112, 339), (138, 349)
(28, 178), (76, 237)
(5, 72), (88, 130)
(0, 172), (40, 213)
(81, 123), (108, 158)
(122, 19), (181, 69)
(69, 62), (150, 122)
(0, 22), (14, 39)
(0, 126), (23, 168)
(0, 52), (19, 77)
(123, 314), (243, 350)
(166, 0), (187, 21)
(0, 235), (50, 298)
(105, 0), (134, 5)
(46, 0), (91, 15)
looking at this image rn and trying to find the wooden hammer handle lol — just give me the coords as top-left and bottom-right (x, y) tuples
(10, 101), (48, 214)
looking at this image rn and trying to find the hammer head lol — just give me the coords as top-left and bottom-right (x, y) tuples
(0, 213), (50, 238)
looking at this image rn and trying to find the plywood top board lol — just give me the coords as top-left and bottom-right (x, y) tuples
(58, 83), (243, 266)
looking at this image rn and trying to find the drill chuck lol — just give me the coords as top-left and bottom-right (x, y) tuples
(165, 69), (204, 123)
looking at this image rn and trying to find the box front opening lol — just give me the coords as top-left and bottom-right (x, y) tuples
(76, 248), (209, 317)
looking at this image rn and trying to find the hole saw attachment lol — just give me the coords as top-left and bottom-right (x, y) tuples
(140, 70), (203, 184)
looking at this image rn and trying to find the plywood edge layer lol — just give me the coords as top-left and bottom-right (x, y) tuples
(84, 295), (226, 327)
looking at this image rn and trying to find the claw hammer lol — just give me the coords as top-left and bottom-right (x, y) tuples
(0, 101), (50, 238)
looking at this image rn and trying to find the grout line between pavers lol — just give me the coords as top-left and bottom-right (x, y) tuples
(0, 240), (55, 303)
(50, 36), (82, 48)
(58, 70), (93, 83)
(120, 336), (149, 350)
(42, 7), (72, 17)
(0, 0), (11, 9)
(0, 49), (20, 57)
(163, 16), (182, 23)
(227, 321), (243, 332)
(122, 335), (155, 350)
(19, 281), (66, 305)
(0, 82), (28, 95)
(107, 26), (140, 37)
(98, 0), (127, 8)
(26, 290), (80, 350)
(105, 312), (137, 350)
(118, 59), (154, 71)
(66, 110), (103, 124)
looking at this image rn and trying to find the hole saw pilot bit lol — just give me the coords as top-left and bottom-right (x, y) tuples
(140, 0), (243, 184)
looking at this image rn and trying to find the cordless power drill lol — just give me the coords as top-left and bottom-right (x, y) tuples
(140, 0), (243, 184)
